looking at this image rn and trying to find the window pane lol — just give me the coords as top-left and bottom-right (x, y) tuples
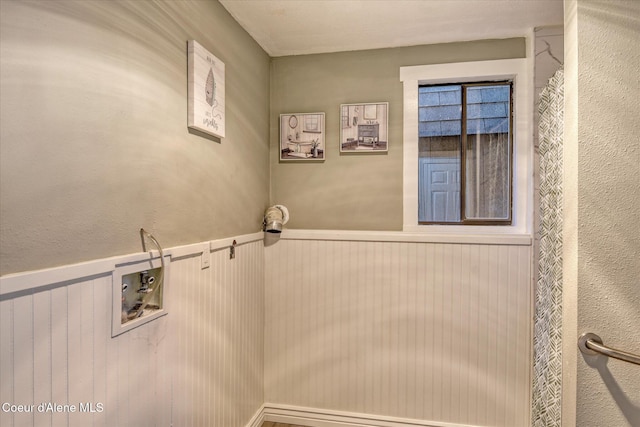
(464, 85), (510, 220)
(418, 85), (461, 222)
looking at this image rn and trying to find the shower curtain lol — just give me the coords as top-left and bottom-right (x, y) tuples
(532, 67), (564, 427)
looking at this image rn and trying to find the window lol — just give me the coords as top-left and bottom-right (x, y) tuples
(304, 114), (322, 133)
(400, 58), (532, 235)
(418, 82), (512, 224)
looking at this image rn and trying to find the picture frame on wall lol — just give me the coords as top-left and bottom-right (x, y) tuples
(340, 102), (389, 153)
(280, 112), (325, 161)
(187, 40), (225, 138)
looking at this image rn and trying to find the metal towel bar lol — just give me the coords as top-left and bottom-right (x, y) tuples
(578, 333), (640, 366)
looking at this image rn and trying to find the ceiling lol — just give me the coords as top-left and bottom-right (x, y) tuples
(219, 0), (564, 57)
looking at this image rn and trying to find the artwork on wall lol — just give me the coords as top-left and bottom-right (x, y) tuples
(340, 102), (389, 153)
(187, 40), (225, 138)
(280, 113), (325, 161)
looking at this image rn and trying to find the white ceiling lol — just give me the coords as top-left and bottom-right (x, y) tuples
(219, 0), (564, 57)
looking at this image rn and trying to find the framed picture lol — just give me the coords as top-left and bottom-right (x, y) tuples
(187, 40), (225, 138)
(280, 113), (325, 161)
(340, 102), (389, 153)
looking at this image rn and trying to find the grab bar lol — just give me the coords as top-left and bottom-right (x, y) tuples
(578, 333), (640, 366)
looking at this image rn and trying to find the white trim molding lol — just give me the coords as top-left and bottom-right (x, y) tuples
(262, 404), (485, 427)
(245, 405), (266, 427)
(400, 57), (533, 236)
(279, 228), (532, 246)
(0, 231), (264, 296)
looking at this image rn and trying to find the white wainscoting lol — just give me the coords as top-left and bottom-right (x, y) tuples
(265, 235), (532, 427)
(2, 230), (533, 427)
(0, 234), (264, 427)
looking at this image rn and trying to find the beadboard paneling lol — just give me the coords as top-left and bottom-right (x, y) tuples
(0, 239), (264, 427)
(2, 233), (532, 427)
(264, 239), (532, 427)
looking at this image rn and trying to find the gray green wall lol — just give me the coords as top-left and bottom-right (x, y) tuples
(270, 38), (525, 230)
(0, 0), (270, 275)
(1, 1), (527, 275)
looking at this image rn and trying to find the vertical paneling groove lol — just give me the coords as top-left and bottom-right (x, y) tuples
(0, 239), (264, 427)
(432, 243), (443, 420)
(1, 299), (14, 427)
(355, 241), (364, 411)
(203, 253), (210, 427)
(13, 295), (34, 426)
(213, 249), (222, 427)
(50, 285), (68, 427)
(293, 239), (303, 406)
(410, 243), (418, 419)
(264, 239), (532, 427)
(337, 240), (347, 409)
(190, 255), (198, 427)
(195, 255), (202, 427)
(173, 257), (184, 427)
(93, 276), (108, 427)
(449, 243), (461, 422)
(104, 279), (118, 427)
(33, 291), (51, 427)
(490, 244), (500, 424)
(459, 243), (471, 425)
(206, 250), (214, 427)
(13, 294), (33, 427)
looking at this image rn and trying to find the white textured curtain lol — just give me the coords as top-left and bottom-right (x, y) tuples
(533, 67), (564, 427)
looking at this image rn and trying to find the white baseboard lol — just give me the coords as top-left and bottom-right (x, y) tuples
(260, 404), (481, 427)
(246, 404), (266, 427)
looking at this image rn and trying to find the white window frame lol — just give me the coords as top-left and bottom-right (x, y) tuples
(400, 58), (533, 236)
